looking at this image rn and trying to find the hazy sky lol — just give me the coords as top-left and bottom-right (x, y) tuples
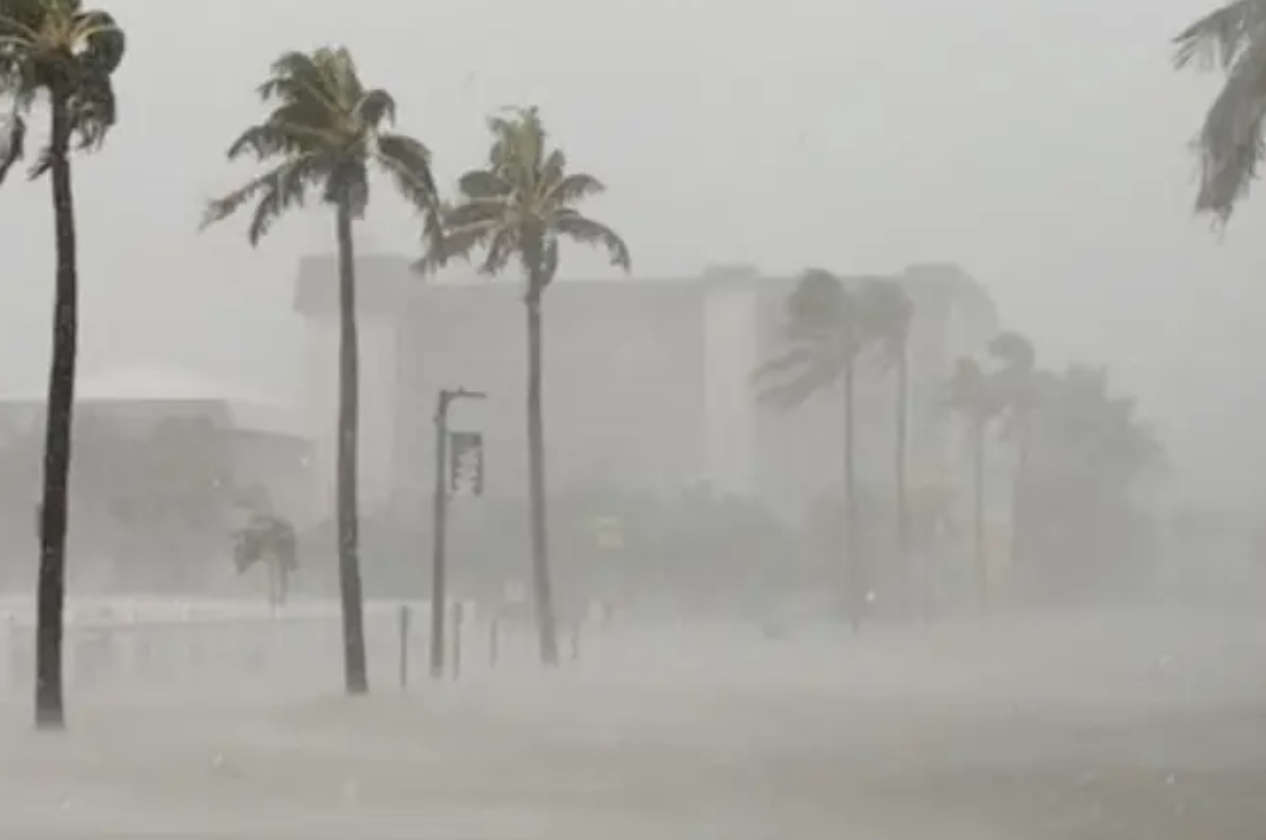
(0, 0), (1261, 506)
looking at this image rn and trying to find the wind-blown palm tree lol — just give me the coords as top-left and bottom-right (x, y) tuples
(0, 0), (125, 730)
(418, 106), (630, 665)
(1173, 0), (1266, 221)
(755, 270), (873, 628)
(202, 46), (443, 694)
(859, 280), (915, 607)
(987, 331), (1037, 576)
(946, 356), (1003, 608)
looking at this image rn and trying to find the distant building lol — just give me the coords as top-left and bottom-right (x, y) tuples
(0, 366), (316, 591)
(293, 258), (998, 522)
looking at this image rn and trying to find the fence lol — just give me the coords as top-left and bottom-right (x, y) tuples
(0, 597), (580, 701)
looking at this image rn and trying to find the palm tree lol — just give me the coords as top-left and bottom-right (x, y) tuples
(418, 106), (630, 665)
(202, 46), (443, 694)
(987, 331), (1037, 576)
(858, 279), (915, 610)
(234, 509), (299, 608)
(945, 357), (1003, 608)
(1173, 0), (1266, 221)
(0, 0), (125, 730)
(755, 270), (872, 628)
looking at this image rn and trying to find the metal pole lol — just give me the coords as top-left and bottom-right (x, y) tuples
(429, 390), (450, 680)
(428, 387), (486, 681)
(398, 604), (411, 690)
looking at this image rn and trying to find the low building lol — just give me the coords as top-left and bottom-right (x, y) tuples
(0, 365), (316, 592)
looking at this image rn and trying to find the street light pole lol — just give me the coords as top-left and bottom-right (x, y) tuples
(430, 387), (485, 679)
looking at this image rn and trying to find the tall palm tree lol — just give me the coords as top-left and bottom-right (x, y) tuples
(0, 0), (125, 730)
(202, 46), (443, 694)
(987, 331), (1037, 577)
(1173, 0), (1266, 221)
(755, 270), (872, 628)
(858, 279), (915, 609)
(945, 357), (1003, 609)
(418, 106), (630, 665)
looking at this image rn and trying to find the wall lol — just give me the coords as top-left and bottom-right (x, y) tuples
(702, 282), (760, 497)
(391, 278), (709, 513)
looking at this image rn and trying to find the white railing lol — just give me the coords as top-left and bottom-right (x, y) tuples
(0, 598), (560, 700)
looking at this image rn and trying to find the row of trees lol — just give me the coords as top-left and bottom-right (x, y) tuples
(0, 0), (1241, 730)
(0, 1), (627, 729)
(755, 269), (1164, 627)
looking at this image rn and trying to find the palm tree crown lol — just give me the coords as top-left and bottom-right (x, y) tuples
(0, 0), (125, 183)
(201, 46), (442, 244)
(1173, 0), (1266, 222)
(419, 105), (630, 286)
(755, 270), (871, 406)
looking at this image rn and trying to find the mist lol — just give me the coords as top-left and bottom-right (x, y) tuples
(1, 0), (1265, 837)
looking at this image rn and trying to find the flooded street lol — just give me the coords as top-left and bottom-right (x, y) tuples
(2, 608), (1264, 838)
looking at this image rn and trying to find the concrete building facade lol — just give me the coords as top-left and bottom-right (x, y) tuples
(293, 258), (999, 523)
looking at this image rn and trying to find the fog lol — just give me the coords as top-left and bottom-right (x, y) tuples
(2, 0), (1266, 836)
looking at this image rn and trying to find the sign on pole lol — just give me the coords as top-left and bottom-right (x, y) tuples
(448, 431), (484, 496)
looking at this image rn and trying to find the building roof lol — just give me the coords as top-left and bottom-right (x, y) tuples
(0, 365), (308, 439)
(292, 253), (996, 321)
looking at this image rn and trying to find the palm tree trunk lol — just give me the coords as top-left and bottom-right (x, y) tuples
(1010, 418), (1031, 597)
(894, 342), (911, 618)
(972, 418), (987, 611)
(35, 88), (77, 731)
(334, 197), (368, 694)
(842, 354), (860, 631)
(525, 280), (559, 665)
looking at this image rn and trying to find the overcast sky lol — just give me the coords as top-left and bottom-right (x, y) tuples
(0, 0), (1260, 507)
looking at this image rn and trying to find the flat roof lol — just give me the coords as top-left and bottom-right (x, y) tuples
(0, 366), (308, 439)
(293, 254), (995, 319)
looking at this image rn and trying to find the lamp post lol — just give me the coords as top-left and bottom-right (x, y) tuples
(430, 387), (485, 679)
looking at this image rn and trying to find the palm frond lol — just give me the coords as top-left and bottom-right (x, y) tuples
(353, 87), (394, 128)
(1174, 0), (1266, 70)
(202, 153), (322, 245)
(552, 211), (631, 270)
(446, 196), (508, 227)
(754, 348), (840, 409)
(227, 120), (336, 161)
(546, 171), (605, 207)
(234, 512), (298, 574)
(73, 9), (125, 75)
(0, 109), (24, 186)
(856, 278), (913, 366)
(374, 131), (442, 246)
(1190, 40), (1266, 221)
(482, 226), (520, 276)
(259, 50), (338, 110)
(413, 219), (497, 274)
(988, 330), (1035, 370)
(457, 169), (512, 200)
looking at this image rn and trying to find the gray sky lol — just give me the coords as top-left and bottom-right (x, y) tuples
(0, 0), (1260, 507)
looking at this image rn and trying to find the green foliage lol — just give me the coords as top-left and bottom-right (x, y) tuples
(233, 511), (298, 575)
(1173, 0), (1266, 222)
(201, 46), (442, 246)
(1028, 364), (1165, 498)
(417, 105), (631, 292)
(945, 356), (1005, 425)
(754, 271), (913, 408)
(0, 0), (125, 183)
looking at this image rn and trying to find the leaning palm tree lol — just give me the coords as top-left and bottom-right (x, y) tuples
(858, 279), (915, 609)
(0, 0), (126, 731)
(202, 46), (443, 694)
(945, 357), (1003, 609)
(1173, 0), (1266, 221)
(987, 331), (1038, 577)
(755, 270), (873, 628)
(418, 106), (630, 665)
